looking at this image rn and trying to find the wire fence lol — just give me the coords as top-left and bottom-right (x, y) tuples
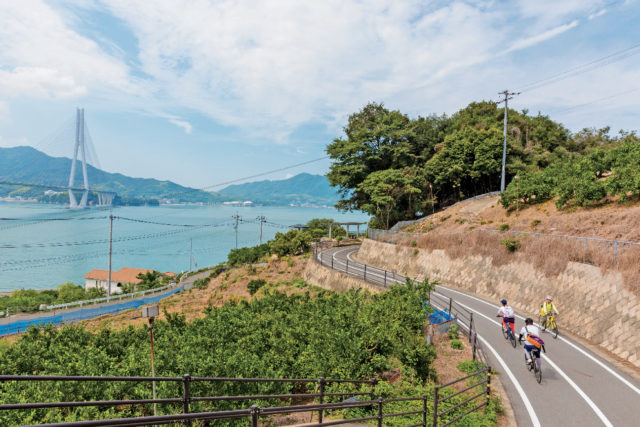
(0, 285), (184, 336)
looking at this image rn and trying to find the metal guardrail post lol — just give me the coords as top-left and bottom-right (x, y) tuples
(331, 255), (333, 269)
(377, 397), (383, 427)
(251, 404), (260, 427)
(370, 378), (377, 402)
(182, 374), (191, 417)
(448, 297), (452, 314)
(384, 270), (387, 286)
(486, 367), (492, 406)
(318, 377), (325, 424)
(432, 386), (439, 427)
(422, 394), (428, 427)
(469, 313), (474, 343)
(346, 258), (349, 273)
(364, 264), (367, 281)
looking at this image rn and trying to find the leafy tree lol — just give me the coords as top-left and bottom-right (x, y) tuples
(305, 218), (345, 239)
(269, 230), (313, 257)
(136, 271), (162, 291)
(227, 244), (270, 266)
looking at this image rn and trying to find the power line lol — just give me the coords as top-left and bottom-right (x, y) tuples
(551, 88), (640, 115)
(517, 42), (640, 94)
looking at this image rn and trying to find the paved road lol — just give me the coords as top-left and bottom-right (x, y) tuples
(318, 246), (640, 427)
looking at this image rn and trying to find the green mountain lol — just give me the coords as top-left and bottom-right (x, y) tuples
(0, 146), (227, 204)
(218, 173), (339, 206)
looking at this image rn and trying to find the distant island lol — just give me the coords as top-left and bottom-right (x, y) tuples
(0, 146), (339, 207)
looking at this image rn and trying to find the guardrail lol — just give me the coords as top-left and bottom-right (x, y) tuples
(368, 227), (640, 263)
(312, 243), (492, 426)
(45, 283), (176, 310)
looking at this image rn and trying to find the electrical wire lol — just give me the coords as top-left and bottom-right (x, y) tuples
(550, 88), (640, 115)
(517, 42), (640, 94)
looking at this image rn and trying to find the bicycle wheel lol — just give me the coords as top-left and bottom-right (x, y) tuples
(551, 321), (558, 339)
(509, 330), (517, 348)
(539, 315), (546, 331)
(502, 324), (508, 340)
(535, 359), (542, 383)
(525, 354), (533, 372)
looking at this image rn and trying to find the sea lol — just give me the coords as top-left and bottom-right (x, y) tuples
(0, 202), (369, 292)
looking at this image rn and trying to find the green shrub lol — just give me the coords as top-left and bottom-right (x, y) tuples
(248, 279), (267, 295)
(410, 240), (417, 247)
(193, 277), (210, 290)
(413, 248), (419, 256)
(448, 324), (459, 340)
(457, 360), (484, 375)
(270, 230), (313, 257)
(450, 339), (463, 350)
(530, 219), (541, 228)
(500, 237), (520, 252)
(498, 223), (510, 231)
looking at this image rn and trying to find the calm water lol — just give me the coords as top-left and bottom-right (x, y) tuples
(0, 202), (369, 292)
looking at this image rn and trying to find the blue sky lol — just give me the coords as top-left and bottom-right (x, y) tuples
(1, 0), (639, 189)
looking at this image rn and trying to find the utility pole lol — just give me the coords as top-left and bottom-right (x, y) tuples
(256, 215), (266, 245)
(498, 90), (519, 193)
(107, 213), (114, 300)
(232, 213), (241, 249)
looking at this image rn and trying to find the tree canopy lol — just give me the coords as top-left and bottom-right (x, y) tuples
(327, 101), (624, 228)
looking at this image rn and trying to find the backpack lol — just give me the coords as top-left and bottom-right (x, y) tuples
(525, 326), (544, 348)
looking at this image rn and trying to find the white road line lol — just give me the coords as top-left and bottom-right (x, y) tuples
(436, 284), (640, 396)
(448, 296), (614, 427)
(335, 248), (541, 427)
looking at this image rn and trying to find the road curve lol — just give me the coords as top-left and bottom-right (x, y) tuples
(318, 245), (640, 427)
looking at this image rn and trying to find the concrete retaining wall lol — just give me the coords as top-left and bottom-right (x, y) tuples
(303, 259), (382, 294)
(357, 239), (640, 367)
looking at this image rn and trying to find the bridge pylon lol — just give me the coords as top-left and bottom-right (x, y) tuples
(68, 108), (89, 209)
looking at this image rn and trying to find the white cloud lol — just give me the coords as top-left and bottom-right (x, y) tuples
(589, 9), (608, 19)
(168, 118), (193, 134)
(0, 0), (632, 144)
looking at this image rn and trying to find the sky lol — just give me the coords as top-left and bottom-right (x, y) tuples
(0, 0), (639, 189)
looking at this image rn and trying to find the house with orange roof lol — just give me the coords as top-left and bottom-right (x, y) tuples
(83, 267), (175, 295)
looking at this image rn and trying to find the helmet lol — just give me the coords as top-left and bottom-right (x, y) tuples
(525, 317), (533, 325)
(546, 295), (553, 301)
(500, 299), (507, 305)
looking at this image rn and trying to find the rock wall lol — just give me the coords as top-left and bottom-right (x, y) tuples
(357, 239), (640, 367)
(303, 259), (382, 294)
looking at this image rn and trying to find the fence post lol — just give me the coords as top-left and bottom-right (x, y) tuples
(364, 264), (367, 281)
(331, 255), (333, 270)
(384, 271), (387, 287)
(318, 377), (325, 424)
(486, 367), (492, 407)
(346, 258), (349, 274)
(472, 333), (477, 361)
(251, 404), (260, 427)
(432, 386), (439, 427)
(182, 374), (191, 416)
(422, 394), (428, 427)
(377, 397), (383, 427)
(469, 313), (474, 343)
(614, 241), (618, 263)
(448, 297), (452, 314)
(370, 378), (377, 402)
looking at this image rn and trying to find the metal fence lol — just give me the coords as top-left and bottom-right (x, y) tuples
(368, 227), (640, 264)
(312, 243), (492, 426)
(390, 191), (500, 231)
(0, 285), (184, 336)
(46, 283), (176, 310)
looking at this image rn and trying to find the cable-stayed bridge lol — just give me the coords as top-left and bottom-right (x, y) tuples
(1, 108), (116, 208)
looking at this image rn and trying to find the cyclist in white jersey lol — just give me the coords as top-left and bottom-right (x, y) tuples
(496, 299), (515, 337)
(519, 318), (544, 364)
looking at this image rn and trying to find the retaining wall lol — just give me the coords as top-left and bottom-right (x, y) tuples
(357, 239), (640, 367)
(303, 259), (382, 294)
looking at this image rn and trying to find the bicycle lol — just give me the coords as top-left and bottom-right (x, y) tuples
(501, 318), (517, 348)
(525, 348), (543, 383)
(539, 313), (559, 339)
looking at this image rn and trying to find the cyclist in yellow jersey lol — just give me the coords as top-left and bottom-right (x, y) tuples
(540, 295), (559, 329)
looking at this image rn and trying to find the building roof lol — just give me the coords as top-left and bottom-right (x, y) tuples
(83, 267), (155, 284)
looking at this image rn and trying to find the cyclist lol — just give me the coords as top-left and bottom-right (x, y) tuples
(540, 295), (559, 329)
(496, 299), (515, 338)
(519, 318), (545, 365)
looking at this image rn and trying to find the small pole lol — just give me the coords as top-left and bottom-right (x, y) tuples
(384, 270), (387, 287)
(469, 313), (474, 343)
(183, 374), (191, 416)
(331, 256), (334, 270)
(487, 367), (492, 406)
(422, 394), (428, 427)
(433, 387), (439, 427)
(346, 258), (349, 274)
(251, 404), (259, 427)
(448, 297), (452, 314)
(149, 317), (157, 417)
(318, 377), (325, 424)
(364, 264), (367, 281)
(377, 397), (383, 427)
(257, 215), (266, 245)
(107, 213), (114, 300)
(472, 333), (477, 361)
(370, 378), (377, 402)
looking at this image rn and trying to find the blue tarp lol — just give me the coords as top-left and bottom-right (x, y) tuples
(423, 301), (456, 324)
(0, 286), (184, 336)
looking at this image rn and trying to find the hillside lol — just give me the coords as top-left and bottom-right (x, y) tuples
(219, 173), (339, 206)
(0, 146), (228, 203)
